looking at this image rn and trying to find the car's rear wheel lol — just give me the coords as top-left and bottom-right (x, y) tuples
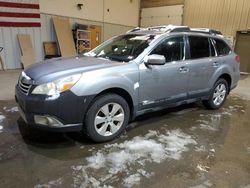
(85, 94), (130, 142)
(203, 78), (228, 109)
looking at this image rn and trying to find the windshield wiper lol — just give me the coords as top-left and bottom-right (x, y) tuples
(96, 55), (124, 62)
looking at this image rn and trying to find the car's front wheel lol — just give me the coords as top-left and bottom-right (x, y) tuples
(85, 94), (130, 142)
(203, 78), (229, 109)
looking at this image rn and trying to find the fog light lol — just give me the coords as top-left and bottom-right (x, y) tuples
(34, 115), (63, 127)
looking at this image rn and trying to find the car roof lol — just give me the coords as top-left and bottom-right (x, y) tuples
(126, 25), (224, 39)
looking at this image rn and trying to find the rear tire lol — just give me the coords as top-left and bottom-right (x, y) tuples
(202, 78), (228, 109)
(84, 94), (130, 142)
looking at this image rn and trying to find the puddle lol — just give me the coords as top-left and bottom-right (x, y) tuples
(0, 97), (249, 187)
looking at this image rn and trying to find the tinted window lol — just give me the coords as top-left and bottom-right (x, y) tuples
(150, 36), (184, 62)
(189, 36), (210, 59)
(213, 38), (231, 56)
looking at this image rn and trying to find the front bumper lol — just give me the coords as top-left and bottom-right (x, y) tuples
(15, 85), (95, 132)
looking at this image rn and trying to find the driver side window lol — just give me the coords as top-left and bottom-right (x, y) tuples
(150, 36), (185, 62)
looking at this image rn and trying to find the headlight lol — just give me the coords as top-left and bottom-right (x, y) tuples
(32, 74), (82, 95)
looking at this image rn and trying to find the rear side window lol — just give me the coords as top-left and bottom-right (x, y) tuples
(189, 36), (210, 59)
(150, 36), (184, 62)
(213, 38), (231, 56)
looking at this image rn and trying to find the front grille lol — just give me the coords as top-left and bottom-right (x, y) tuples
(19, 81), (32, 95)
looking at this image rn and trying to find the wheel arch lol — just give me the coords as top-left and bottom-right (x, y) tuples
(98, 88), (134, 120)
(86, 87), (135, 122)
(217, 73), (232, 93)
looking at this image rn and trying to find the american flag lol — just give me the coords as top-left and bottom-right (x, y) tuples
(0, 0), (40, 27)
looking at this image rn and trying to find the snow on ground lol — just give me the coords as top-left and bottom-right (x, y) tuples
(123, 173), (141, 187)
(197, 164), (210, 172)
(225, 105), (245, 114)
(0, 115), (5, 133)
(3, 106), (18, 112)
(35, 105), (248, 187)
(34, 177), (62, 188)
(71, 129), (197, 187)
(195, 145), (206, 152)
(190, 179), (213, 188)
(0, 114), (5, 121)
(199, 123), (218, 131)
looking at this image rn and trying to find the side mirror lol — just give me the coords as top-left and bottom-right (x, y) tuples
(145, 54), (166, 65)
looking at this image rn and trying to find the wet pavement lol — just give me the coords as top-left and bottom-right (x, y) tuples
(0, 96), (250, 188)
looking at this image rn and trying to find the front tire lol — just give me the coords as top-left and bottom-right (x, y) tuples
(85, 94), (130, 142)
(203, 78), (228, 109)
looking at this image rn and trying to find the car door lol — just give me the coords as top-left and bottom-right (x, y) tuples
(186, 35), (215, 98)
(138, 35), (189, 110)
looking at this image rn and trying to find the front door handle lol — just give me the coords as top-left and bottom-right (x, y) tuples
(179, 66), (189, 73)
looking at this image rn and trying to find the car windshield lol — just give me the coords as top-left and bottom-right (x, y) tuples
(84, 34), (155, 62)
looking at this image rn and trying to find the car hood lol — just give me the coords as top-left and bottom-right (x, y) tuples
(24, 56), (122, 81)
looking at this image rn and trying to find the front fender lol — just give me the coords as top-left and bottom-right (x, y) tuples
(71, 70), (139, 106)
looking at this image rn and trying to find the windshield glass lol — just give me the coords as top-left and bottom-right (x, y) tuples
(85, 34), (155, 62)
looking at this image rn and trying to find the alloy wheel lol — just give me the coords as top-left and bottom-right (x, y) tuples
(213, 83), (227, 106)
(94, 103), (125, 136)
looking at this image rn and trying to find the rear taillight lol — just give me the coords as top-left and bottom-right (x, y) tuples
(235, 55), (240, 63)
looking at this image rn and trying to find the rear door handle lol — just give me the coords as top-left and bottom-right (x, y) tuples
(179, 66), (189, 73)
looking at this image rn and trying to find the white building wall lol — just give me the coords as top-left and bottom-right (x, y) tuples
(0, 0), (139, 70)
(40, 0), (140, 27)
(39, 0), (104, 23)
(0, 27), (42, 69)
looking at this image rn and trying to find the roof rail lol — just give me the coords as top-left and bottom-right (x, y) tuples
(126, 27), (143, 33)
(126, 25), (223, 36)
(169, 26), (190, 33)
(127, 25), (191, 33)
(147, 25), (190, 33)
(190, 28), (223, 36)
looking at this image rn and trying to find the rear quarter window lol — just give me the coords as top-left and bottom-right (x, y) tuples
(213, 38), (231, 56)
(210, 38), (216, 57)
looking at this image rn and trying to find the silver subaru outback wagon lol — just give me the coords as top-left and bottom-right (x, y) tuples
(15, 25), (240, 142)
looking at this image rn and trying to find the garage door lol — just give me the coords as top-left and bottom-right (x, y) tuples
(140, 5), (184, 27)
(235, 32), (250, 73)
